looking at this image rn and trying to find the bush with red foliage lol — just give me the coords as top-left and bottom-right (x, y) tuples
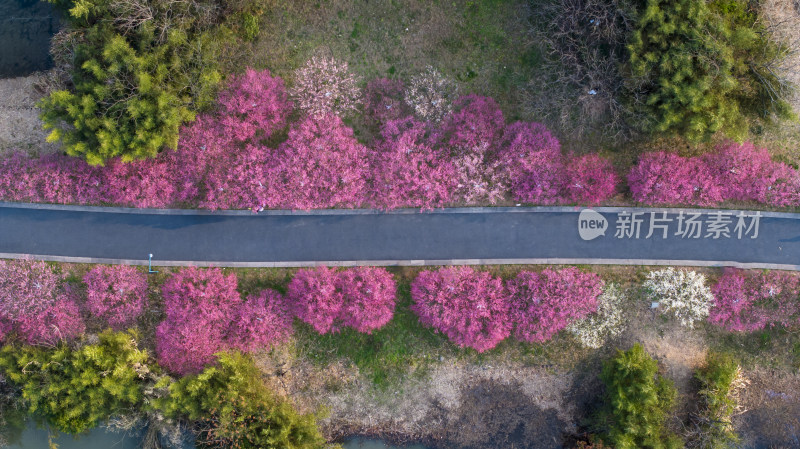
(709, 269), (800, 332)
(227, 289), (294, 353)
(369, 118), (456, 209)
(507, 268), (602, 343)
(497, 121), (567, 204)
(410, 267), (510, 352)
(83, 265), (148, 330)
(628, 151), (723, 205)
(564, 154), (619, 204)
(156, 267), (242, 375)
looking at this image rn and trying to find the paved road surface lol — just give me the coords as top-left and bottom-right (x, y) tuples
(0, 203), (798, 270)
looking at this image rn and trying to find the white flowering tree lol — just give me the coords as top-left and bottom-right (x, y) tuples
(643, 267), (712, 328)
(404, 66), (458, 122)
(290, 54), (361, 118)
(568, 282), (626, 348)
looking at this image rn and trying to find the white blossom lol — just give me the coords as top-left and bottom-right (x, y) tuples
(643, 267), (711, 328)
(404, 66), (457, 122)
(568, 283), (626, 348)
(290, 54), (361, 118)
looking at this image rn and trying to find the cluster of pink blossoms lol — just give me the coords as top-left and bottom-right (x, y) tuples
(287, 266), (397, 334)
(0, 70), (621, 210)
(155, 267), (293, 375)
(410, 266), (603, 352)
(629, 142), (800, 206)
(506, 267), (604, 343)
(0, 259), (84, 346)
(83, 265), (149, 330)
(709, 269), (800, 332)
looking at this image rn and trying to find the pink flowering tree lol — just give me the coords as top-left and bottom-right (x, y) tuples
(497, 121), (566, 204)
(15, 296), (85, 346)
(217, 68), (293, 144)
(410, 267), (511, 352)
(168, 114), (233, 205)
(0, 318), (11, 343)
(364, 78), (411, 126)
(703, 142), (782, 202)
(287, 266), (343, 334)
(199, 144), (272, 211)
(160, 267), (242, 322)
(451, 142), (509, 204)
(762, 165), (800, 207)
(227, 289), (294, 353)
(369, 118), (456, 209)
(628, 152), (723, 205)
(563, 154), (619, 204)
(337, 267), (397, 333)
(100, 157), (178, 208)
(709, 269), (800, 332)
(290, 55), (361, 118)
(156, 267), (242, 375)
(0, 153), (104, 206)
(702, 141), (800, 207)
(266, 115), (370, 209)
(155, 316), (228, 376)
(0, 259), (84, 345)
(83, 265), (148, 330)
(438, 95), (505, 150)
(0, 259), (66, 320)
(507, 268), (602, 343)
(287, 266), (397, 334)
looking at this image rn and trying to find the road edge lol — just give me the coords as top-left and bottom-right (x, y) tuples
(2, 253), (798, 271)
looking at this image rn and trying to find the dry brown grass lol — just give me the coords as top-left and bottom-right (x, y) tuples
(0, 73), (61, 156)
(752, 0), (800, 162)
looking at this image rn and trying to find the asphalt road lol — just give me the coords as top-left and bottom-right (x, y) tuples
(0, 203), (798, 269)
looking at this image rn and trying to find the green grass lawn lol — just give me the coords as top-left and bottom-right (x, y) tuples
(248, 0), (539, 123)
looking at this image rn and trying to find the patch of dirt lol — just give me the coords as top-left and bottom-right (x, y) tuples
(735, 367), (800, 448)
(254, 347), (581, 448)
(621, 302), (709, 395)
(0, 72), (60, 155)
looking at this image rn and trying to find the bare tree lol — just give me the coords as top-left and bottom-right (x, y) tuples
(524, 0), (638, 144)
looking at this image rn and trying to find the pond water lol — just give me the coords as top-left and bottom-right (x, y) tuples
(2, 421), (430, 449)
(0, 0), (61, 78)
